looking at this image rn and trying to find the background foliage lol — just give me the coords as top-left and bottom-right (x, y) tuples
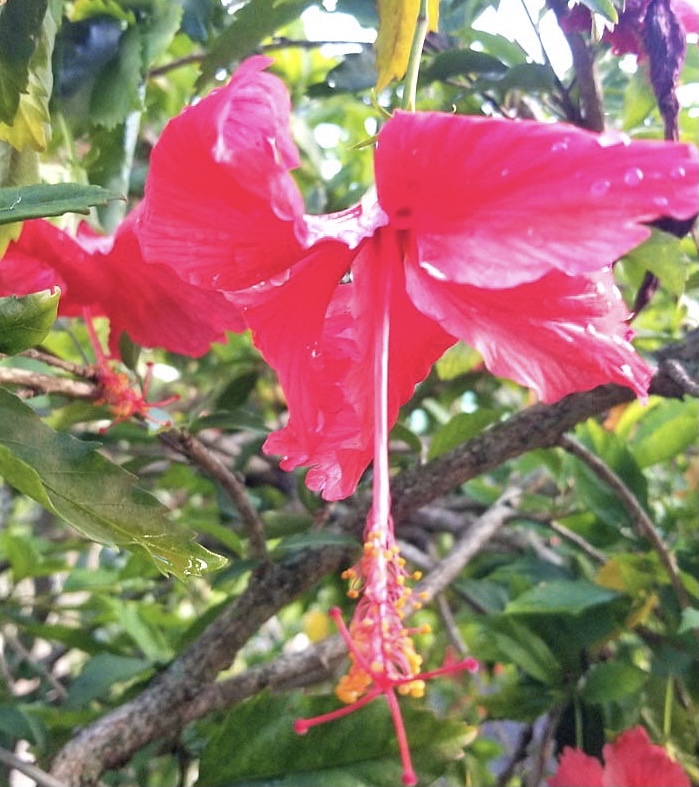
(0, 0), (697, 785)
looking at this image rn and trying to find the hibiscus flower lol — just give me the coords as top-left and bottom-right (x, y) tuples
(139, 55), (698, 501)
(548, 726), (691, 786)
(0, 206), (243, 359)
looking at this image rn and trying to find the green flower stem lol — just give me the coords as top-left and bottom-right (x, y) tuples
(401, 0), (430, 111)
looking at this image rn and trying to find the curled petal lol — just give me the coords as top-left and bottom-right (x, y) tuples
(405, 262), (652, 403)
(376, 111), (698, 288)
(139, 56), (307, 292)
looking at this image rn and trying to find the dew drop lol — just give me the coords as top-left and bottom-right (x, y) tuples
(670, 165), (686, 180)
(619, 363), (633, 380)
(590, 179), (611, 197)
(585, 323), (598, 335)
(597, 131), (630, 148)
(595, 280), (607, 295)
(623, 167), (644, 187)
(420, 260), (448, 281)
(551, 138), (570, 152)
(499, 167), (510, 177)
(653, 195), (669, 209)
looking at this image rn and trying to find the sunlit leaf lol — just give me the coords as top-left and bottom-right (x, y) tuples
(0, 388), (227, 579)
(375, 0), (439, 91)
(0, 290), (59, 354)
(582, 661), (648, 703)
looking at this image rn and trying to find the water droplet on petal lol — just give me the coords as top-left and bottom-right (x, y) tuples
(585, 323), (598, 335)
(499, 167), (510, 177)
(595, 280), (607, 295)
(670, 165), (686, 180)
(653, 195), (669, 209)
(597, 131), (631, 148)
(420, 261), (448, 281)
(551, 138), (570, 152)
(619, 363), (633, 380)
(591, 179), (611, 197)
(624, 167), (644, 187)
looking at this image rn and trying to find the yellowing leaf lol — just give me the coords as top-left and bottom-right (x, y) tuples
(375, 0), (439, 92)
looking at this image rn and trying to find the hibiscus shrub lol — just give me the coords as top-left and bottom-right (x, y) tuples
(0, 1), (697, 786)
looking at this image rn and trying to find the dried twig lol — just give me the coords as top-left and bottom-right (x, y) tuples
(0, 745), (69, 787)
(558, 434), (691, 611)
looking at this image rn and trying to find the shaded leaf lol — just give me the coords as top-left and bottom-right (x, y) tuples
(66, 653), (153, 708)
(0, 0), (58, 152)
(375, 0), (439, 91)
(428, 409), (501, 460)
(197, 0), (314, 89)
(421, 49), (507, 83)
(504, 580), (620, 615)
(0, 290), (59, 354)
(0, 388), (227, 579)
(198, 692), (472, 786)
(582, 661), (648, 704)
(0, 182), (121, 224)
(0, 0), (48, 124)
(578, 0), (619, 24)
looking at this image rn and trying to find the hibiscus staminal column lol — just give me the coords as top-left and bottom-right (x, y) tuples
(294, 235), (478, 786)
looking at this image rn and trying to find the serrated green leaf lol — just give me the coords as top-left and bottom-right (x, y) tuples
(198, 692), (472, 787)
(89, 25), (143, 128)
(0, 0), (48, 124)
(0, 182), (121, 224)
(0, 388), (227, 579)
(582, 661), (648, 704)
(197, 0), (314, 89)
(0, 291), (59, 354)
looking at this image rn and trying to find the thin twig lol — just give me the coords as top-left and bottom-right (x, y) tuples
(161, 428), (268, 561)
(558, 434), (691, 611)
(0, 745), (69, 787)
(547, 518), (608, 563)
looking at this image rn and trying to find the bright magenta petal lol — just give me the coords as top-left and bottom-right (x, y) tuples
(602, 727), (691, 787)
(0, 216), (241, 359)
(90, 212), (243, 357)
(0, 219), (107, 316)
(548, 747), (605, 787)
(241, 231), (453, 501)
(139, 56), (307, 292)
(376, 111), (698, 288)
(405, 261), (652, 402)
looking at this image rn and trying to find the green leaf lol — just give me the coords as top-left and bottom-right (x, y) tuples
(421, 49), (507, 84)
(582, 661), (648, 704)
(428, 409), (501, 460)
(66, 653), (153, 709)
(0, 291), (59, 354)
(198, 692), (472, 786)
(479, 618), (563, 685)
(577, 0), (619, 23)
(197, 0), (314, 89)
(475, 62), (557, 95)
(0, 182), (121, 224)
(505, 580), (620, 616)
(0, 0), (48, 124)
(0, 388), (227, 579)
(622, 228), (687, 296)
(623, 69), (657, 130)
(89, 26), (143, 129)
(0, 0), (58, 152)
(629, 398), (699, 468)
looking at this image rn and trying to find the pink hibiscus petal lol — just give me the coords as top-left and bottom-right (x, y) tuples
(548, 747), (605, 787)
(376, 111), (698, 289)
(138, 56), (307, 293)
(240, 230), (453, 501)
(602, 727), (691, 787)
(405, 262), (652, 403)
(0, 215), (241, 359)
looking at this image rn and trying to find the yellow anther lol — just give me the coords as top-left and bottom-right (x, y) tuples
(412, 570), (423, 580)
